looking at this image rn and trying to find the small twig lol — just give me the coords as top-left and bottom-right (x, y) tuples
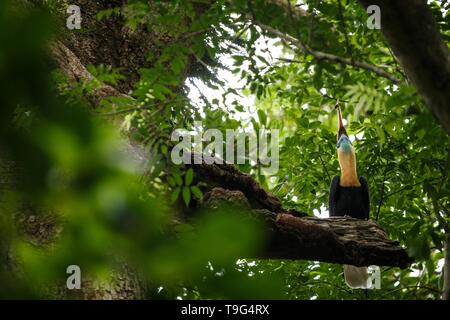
(381, 266), (394, 274)
(189, 79), (210, 106)
(318, 153), (331, 182)
(387, 47), (407, 81)
(303, 280), (353, 295)
(276, 57), (303, 64)
(376, 169), (388, 221)
(93, 98), (183, 117)
(432, 178), (449, 233)
(231, 22), (250, 42)
(179, 29), (209, 40)
(378, 285), (441, 298)
(192, 51), (212, 71)
(317, 90), (349, 103)
(384, 176), (442, 199)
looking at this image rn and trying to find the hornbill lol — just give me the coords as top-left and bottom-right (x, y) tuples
(329, 103), (370, 289)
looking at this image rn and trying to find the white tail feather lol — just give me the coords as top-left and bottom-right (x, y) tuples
(344, 265), (369, 289)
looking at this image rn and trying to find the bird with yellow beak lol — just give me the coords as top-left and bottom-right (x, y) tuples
(329, 102), (370, 289)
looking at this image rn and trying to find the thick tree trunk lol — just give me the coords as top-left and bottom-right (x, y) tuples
(443, 233), (450, 300)
(358, 0), (450, 135)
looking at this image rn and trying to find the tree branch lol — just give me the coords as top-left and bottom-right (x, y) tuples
(194, 156), (412, 268)
(376, 169), (388, 221)
(263, 212), (411, 267)
(256, 22), (401, 84)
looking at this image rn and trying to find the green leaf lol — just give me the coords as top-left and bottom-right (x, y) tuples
(235, 104), (245, 112)
(173, 173), (183, 186)
(258, 110), (267, 126)
(185, 168), (194, 186)
(298, 117), (309, 128)
(96, 7), (121, 21)
(182, 186), (191, 206)
(251, 118), (260, 131)
(171, 187), (181, 203)
(167, 176), (176, 187)
(190, 186), (203, 199)
(161, 144), (168, 155)
(376, 126), (386, 146)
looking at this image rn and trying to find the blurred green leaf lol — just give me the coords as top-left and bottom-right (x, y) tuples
(182, 186), (191, 206)
(185, 168), (194, 186)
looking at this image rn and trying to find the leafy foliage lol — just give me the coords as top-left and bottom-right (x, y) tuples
(1, 0), (449, 300)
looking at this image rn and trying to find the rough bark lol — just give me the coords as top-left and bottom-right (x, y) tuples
(263, 213), (410, 267)
(190, 154), (289, 215)
(358, 0), (450, 135)
(0, 177), (146, 299)
(62, 264), (147, 300)
(443, 233), (450, 300)
(198, 171), (411, 268)
(50, 40), (131, 106)
(54, 0), (163, 93)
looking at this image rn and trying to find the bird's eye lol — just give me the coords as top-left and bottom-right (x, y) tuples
(336, 141), (341, 148)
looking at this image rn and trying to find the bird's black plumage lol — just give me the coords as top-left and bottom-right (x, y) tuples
(329, 176), (370, 220)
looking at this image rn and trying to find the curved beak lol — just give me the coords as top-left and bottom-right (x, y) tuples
(335, 101), (348, 141)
